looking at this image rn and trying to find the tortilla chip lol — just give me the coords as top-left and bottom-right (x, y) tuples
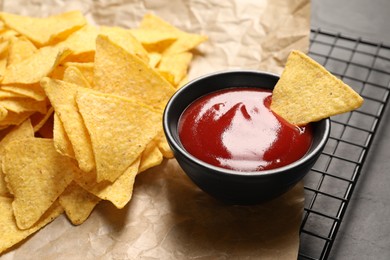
(0, 111), (33, 127)
(158, 52), (193, 86)
(40, 77), (95, 172)
(93, 35), (175, 111)
(155, 130), (174, 159)
(0, 11), (86, 46)
(100, 26), (149, 64)
(129, 28), (177, 45)
(2, 46), (71, 84)
(56, 24), (99, 62)
(7, 35), (37, 65)
(0, 119), (34, 197)
(0, 97), (47, 114)
(140, 13), (207, 54)
(139, 140), (164, 173)
(0, 105), (7, 121)
(2, 138), (75, 229)
(76, 91), (161, 183)
(63, 66), (92, 88)
(59, 182), (100, 225)
(147, 52), (162, 68)
(0, 198), (63, 254)
(74, 158), (140, 209)
(270, 50), (364, 125)
(63, 62), (94, 87)
(53, 112), (75, 158)
(1, 83), (47, 101)
(30, 106), (54, 133)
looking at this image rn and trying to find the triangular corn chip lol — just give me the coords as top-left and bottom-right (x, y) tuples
(2, 138), (75, 229)
(155, 130), (174, 159)
(93, 35), (175, 111)
(140, 13), (207, 54)
(270, 50), (364, 125)
(59, 182), (100, 225)
(100, 26), (149, 63)
(2, 46), (71, 84)
(53, 112), (75, 158)
(30, 106), (54, 133)
(63, 66), (92, 88)
(56, 24), (99, 62)
(139, 140), (163, 173)
(158, 52), (193, 86)
(40, 78), (95, 172)
(1, 83), (47, 101)
(0, 119), (34, 197)
(0, 197), (63, 254)
(74, 158), (140, 209)
(0, 11), (86, 46)
(76, 91), (161, 183)
(7, 35), (37, 65)
(0, 97), (47, 114)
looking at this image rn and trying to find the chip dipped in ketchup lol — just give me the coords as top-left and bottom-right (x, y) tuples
(178, 87), (313, 172)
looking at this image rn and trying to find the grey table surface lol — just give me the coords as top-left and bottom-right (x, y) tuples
(311, 0), (390, 259)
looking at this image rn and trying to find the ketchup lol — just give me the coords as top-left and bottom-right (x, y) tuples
(178, 88), (313, 172)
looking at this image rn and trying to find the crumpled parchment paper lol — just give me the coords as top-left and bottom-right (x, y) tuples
(0, 0), (310, 259)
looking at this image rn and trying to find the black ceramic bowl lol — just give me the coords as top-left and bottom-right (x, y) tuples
(163, 70), (330, 204)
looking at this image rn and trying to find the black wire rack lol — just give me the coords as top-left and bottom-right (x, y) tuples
(298, 29), (390, 259)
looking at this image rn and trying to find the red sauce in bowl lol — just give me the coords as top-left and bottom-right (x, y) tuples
(178, 88), (313, 172)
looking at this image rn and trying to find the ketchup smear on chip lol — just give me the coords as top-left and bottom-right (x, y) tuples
(178, 88), (313, 172)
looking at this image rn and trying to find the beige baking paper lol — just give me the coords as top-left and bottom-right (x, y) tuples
(0, 0), (310, 259)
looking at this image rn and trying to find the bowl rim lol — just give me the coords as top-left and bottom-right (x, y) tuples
(163, 69), (331, 178)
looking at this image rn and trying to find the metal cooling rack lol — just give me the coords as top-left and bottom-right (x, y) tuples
(298, 29), (390, 259)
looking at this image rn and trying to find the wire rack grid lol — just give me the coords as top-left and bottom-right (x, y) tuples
(298, 29), (390, 259)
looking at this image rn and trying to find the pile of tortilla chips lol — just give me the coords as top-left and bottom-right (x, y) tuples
(0, 11), (206, 254)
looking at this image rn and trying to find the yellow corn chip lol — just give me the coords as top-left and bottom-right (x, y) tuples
(75, 158), (140, 209)
(7, 35), (37, 65)
(129, 28), (177, 45)
(40, 77), (95, 172)
(100, 26), (149, 64)
(0, 11), (86, 46)
(0, 29), (19, 42)
(148, 52), (162, 68)
(94, 35), (175, 110)
(158, 52), (193, 86)
(2, 138), (75, 229)
(0, 41), (8, 78)
(63, 62), (94, 87)
(1, 83), (47, 101)
(0, 111), (33, 127)
(59, 182), (100, 225)
(2, 46), (71, 84)
(271, 50), (364, 125)
(0, 105), (7, 121)
(0, 97), (47, 114)
(138, 140), (163, 173)
(177, 75), (189, 89)
(76, 91), (161, 183)
(140, 13), (207, 54)
(155, 130), (174, 159)
(0, 88), (25, 99)
(156, 69), (175, 86)
(53, 112), (75, 158)
(0, 119), (34, 197)
(63, 66), (92, 88)
(30, 106), (54, 133)
(0, 198), (63, 254)
(56, 24), (99, 62)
